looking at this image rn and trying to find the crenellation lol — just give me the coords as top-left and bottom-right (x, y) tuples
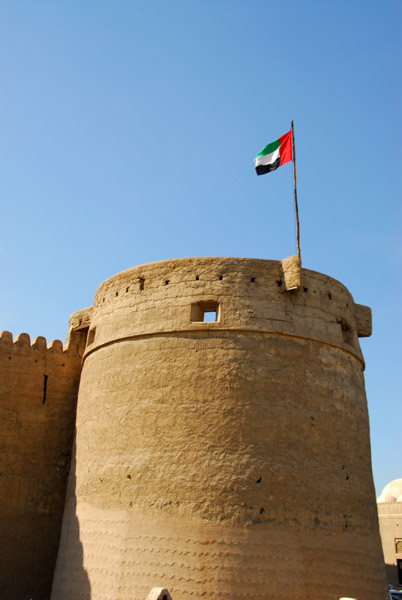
(48, 338), (64, 353)
(14, 332), (31, 347)
(0, 329), (13, 349)
(32, 335), (47, 350)
(0, 330), (83, 360)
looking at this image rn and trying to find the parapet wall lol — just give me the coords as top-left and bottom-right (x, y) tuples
(84, 257), (371, 362)
(0, 331), (82, 600)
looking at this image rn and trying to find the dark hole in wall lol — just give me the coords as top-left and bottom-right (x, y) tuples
(43, 374), (48, 405)
(139, 277), (145, 291)
(338, 318), (355, 347)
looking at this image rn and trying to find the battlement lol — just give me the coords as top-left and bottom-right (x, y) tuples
(0, 329), (81, 355)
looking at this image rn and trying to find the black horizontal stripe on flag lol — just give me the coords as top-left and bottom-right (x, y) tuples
(255, 157), (280, 176)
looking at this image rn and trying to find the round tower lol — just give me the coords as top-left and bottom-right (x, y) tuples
(52, 257), (387, 600)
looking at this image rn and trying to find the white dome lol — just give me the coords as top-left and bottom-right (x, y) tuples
(377, 479), (402, 503)
(377, 493), (397, 503)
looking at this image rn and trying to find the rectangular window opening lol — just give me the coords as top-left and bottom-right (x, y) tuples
(190, 302), (220, 323)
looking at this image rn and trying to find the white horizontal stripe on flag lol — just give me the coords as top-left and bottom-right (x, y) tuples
(254, 148), (280, 167)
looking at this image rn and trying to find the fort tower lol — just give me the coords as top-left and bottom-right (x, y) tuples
(50, 256), (387, 600)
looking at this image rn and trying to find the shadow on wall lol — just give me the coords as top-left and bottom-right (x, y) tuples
(0, 505), (66, 600)
(50, 435), (91, 600)
(386, 562), (402, 588)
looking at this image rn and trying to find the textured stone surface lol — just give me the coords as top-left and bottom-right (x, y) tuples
(280, 254), (301, 290)
(355, 303), (372, 337)
(51, 257), (387, 600)
(0, 331), (82, 600)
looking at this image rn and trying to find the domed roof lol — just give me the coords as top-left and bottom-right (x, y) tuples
(377, 479), (402, 503)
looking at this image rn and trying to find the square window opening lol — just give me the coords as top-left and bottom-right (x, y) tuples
(190, 302), (220, 323)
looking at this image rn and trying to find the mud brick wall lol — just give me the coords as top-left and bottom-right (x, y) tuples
(0, 331), (82, 600)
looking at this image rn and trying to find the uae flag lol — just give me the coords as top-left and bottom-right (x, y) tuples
(254, 130), (292, 175)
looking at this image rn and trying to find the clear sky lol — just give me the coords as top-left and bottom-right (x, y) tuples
(1, 1), (400, 497)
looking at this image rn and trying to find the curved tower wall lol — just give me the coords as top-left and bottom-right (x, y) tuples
(52, 257), (387, 600)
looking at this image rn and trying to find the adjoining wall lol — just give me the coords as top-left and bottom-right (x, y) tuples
(0, 330), (83, 600)
(52, 257), (387, 600)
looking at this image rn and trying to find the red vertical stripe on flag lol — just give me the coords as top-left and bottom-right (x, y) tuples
(278, 130), (292, 166)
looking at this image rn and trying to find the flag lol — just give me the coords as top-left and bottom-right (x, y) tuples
(254, 130), (292, 175)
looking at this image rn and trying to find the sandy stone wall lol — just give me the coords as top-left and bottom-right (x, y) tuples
(0, 331), (82, 600)
(52, 257), (387, 600)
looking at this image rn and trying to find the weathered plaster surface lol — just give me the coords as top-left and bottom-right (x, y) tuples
(51, 257), (386, 600)
(0, 331), (82, 599)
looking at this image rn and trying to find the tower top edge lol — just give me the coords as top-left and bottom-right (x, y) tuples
(96, 256), (348, 293)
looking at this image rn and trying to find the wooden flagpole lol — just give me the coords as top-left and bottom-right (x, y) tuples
(291, 120), (301, 263)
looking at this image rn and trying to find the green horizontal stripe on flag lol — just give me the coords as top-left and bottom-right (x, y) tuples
(255, 138), (280, 158)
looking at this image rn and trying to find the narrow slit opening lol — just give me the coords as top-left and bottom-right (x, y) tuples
(43, 374), (48, 405)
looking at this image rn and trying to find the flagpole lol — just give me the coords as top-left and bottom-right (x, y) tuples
(291, 120), (301, 263)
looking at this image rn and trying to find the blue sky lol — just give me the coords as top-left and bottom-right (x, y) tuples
(1, 1), (400, 496)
